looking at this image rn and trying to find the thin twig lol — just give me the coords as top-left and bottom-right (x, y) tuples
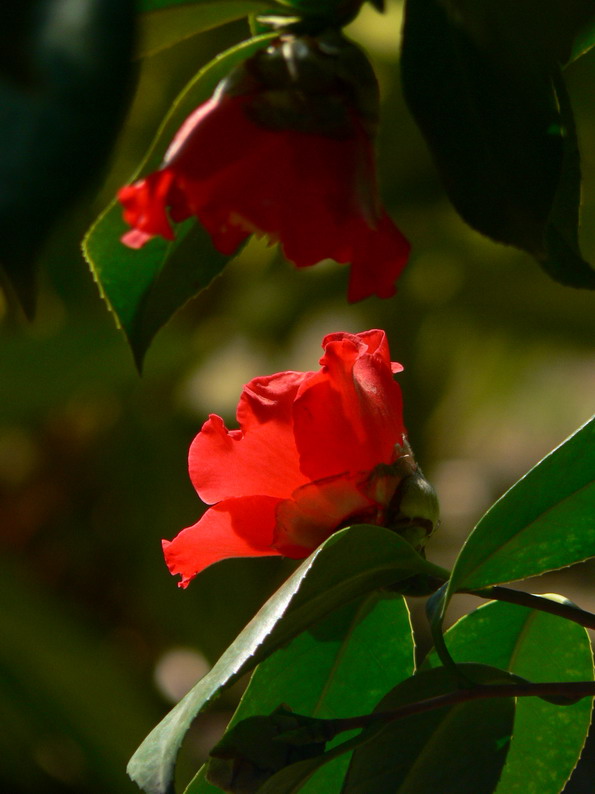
(330, 680), (595, 736)
(465, 586), (595, 631)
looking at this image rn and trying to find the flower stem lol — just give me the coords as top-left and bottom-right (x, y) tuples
(466, 586), (595, 631)
(329, 679), (595, 737)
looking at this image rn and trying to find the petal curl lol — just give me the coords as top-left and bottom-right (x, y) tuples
(118, 170), (176, 246)
(293, 331), (405, 481)
(189, 371), (310, 504)
(162, 496), (282, 587)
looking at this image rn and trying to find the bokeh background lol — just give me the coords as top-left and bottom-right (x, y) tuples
(1, 1), (594, 792)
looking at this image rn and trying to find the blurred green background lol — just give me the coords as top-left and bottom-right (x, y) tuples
(1, 2), (594, 792)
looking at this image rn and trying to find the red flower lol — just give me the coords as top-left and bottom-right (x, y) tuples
(118, 35), (410, 302)
(163, 330), (409, 587)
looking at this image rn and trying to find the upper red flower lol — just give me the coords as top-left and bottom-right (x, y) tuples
(118, 34), (410, 302)
(163, 329), (408, 587)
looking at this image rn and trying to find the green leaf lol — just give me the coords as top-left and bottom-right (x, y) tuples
(206, 707), (330, 794)
(447, 1), (595, 66)
(138, 2), (281, 58)
(541, 70), (595, 288)
(0, 0), (136, 313)
(343, 664), (515, 794)
(401, 0), (595, 289)
(448, 416), (595, 593)
(187, 592), (414, 793)
(571, 12), (595, 61)
(424, 599), (594, 794)
(128, 525), (439, 794)
(83, 34), (274, 368)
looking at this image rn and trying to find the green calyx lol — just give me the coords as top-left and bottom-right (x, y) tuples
(218, 31), (379, 138)
(386, 444), (441, 552)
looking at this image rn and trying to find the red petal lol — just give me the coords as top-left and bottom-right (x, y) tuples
(189, 371), (310, 504)
(162, 496), (282, 587)
(165, 95), (260, 179)
(118, 170), (176, 246)
(275, 472), (378, 553)
(293, 331), (405, 481)
(346, 213), (411, 302)
(184, 126), (296, 251)
(118, 91), (410, 300)
(275, 133), (354, 267)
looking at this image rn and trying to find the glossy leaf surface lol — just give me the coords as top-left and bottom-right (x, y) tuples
(187, 592), (414, 793)
(425, 599), (594, 794)
(128, 525), (441, 794)
(448, 416), (595, 592)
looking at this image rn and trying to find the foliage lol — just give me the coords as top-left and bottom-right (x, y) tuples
(0, 1), (594, 794)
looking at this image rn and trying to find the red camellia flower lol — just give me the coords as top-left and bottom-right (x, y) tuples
(163, 329), (410, 587)
(118, 34), (410, 302)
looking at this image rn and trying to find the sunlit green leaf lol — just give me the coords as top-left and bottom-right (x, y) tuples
(447, 416), (595, 592)
(343, 664), (515, 794)
(424, 599), (594, 794)
(186, 592), (414, 793)
(83, 34), (273, 368)
(128, 525), (441, 794)
(571, 13), (595, 61)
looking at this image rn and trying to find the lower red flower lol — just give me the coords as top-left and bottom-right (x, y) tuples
(163, 329), (409, 587)
(118, 34), (410, 302)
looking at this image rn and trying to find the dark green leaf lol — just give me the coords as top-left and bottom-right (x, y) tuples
(448, 416), (595, 592)
(138, 2), (280, 58)
(83, 34), (273, 368)
(571, 12), (595, 61)
(187, 592), (414, 793)
(0, 0), (136, 313)
(206, 707), (329, 794)
(257, 665), (516, 794)
(128, 525), (439, 794)
(343, 664), (515, 794)
(542, 71), (595, 288)
(401, 0), (595, 289)
(424, 599), (594, 794)
(447, 1), (595, 66)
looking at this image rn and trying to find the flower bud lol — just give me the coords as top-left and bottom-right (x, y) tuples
(219, 31), (379, 138)
(386, 441), (440, 551)
(119, 31), (409, 303)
